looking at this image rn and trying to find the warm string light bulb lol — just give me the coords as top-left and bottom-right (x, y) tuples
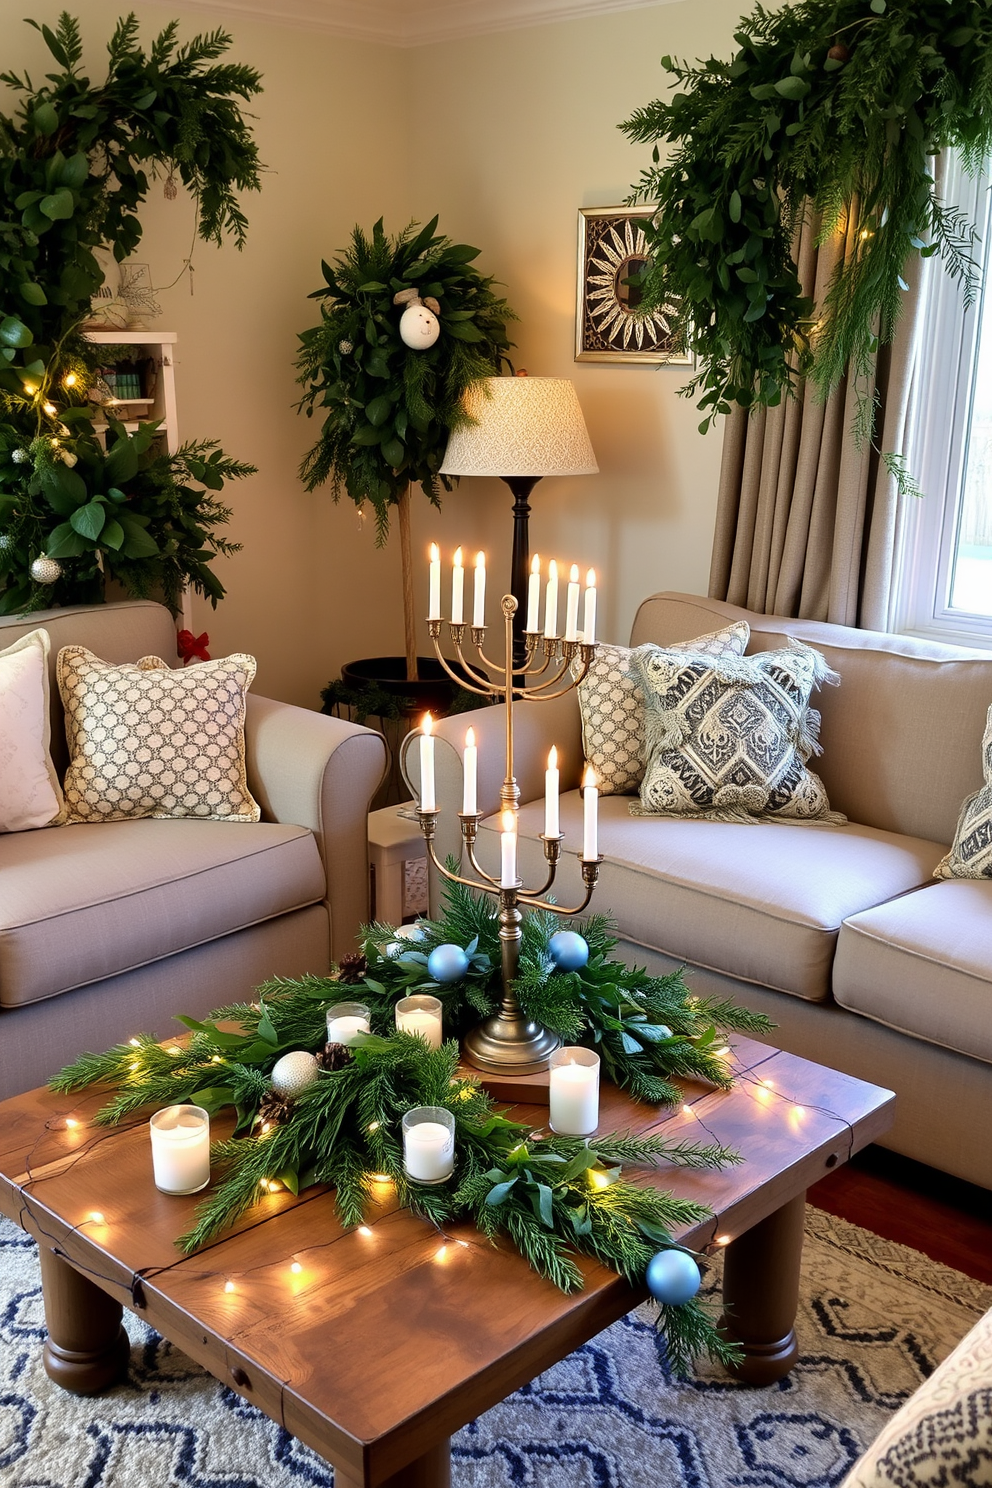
(290, 1261), (303, 1275)
(88, 1211), (106, 1226)
(224, 1279), (236, 1293)
(357, 1225), (373, 1237)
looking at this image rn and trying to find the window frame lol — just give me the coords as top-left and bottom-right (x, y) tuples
(894, 153), (992, 650)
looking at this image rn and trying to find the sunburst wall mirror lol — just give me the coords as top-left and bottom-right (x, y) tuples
(575, 207), (691, 365)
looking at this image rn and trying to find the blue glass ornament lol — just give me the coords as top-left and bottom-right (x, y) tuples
(645, 1249), (701, 1306)
(427, 943), (469, 983)
(548, 930), (589, 971)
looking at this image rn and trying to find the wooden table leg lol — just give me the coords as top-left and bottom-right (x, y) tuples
(39, 1246), (131, 1395)
(335, 1439), (451, 1488)
(720, 1191), (805, 1385)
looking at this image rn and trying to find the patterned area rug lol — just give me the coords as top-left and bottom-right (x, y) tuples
(2, 1208), (989, 1488)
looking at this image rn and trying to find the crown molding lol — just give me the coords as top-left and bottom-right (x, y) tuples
(160, 0), (682, 47)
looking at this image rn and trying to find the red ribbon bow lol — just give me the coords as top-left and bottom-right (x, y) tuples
(177, 630), (211, 665)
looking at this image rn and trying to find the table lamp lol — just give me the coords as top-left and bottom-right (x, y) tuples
(440, 374), (598, 662)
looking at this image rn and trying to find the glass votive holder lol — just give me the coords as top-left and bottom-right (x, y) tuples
(326, 1001), (371, 1046)
(549, 1047), (600, 1136)
(395, 994), (443, 1050)
(149, 1104), (211, 1195)
(402, 1106), (455, 1185)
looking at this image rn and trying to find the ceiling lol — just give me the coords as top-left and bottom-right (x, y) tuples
(163, 0), (680, 47)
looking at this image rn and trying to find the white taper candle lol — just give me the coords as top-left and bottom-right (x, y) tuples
(420, 713), (435, 812)
(451, 546), (464, 624)
(564, 563), (581, 642)
(582, 765), (598, 861)
(544, 559), (559, 639)
(500, 809), (517, 887)
(428, 543), (441, 621)
(527, 554), (541, 632)
(545, 745), (560, 838)
(462, 726), (477, 815)
(583, 569), (597, 645)
(473, 551), (486, 628)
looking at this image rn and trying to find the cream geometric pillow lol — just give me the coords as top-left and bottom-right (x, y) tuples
(0, 628), (66, 832)
(632, 640), (845, 824)
(57, 647), (260, 824)
(576, 622), (750, 795)
(934, 704), (992, 879)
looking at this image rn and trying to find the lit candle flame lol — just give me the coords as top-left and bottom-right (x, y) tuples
(531, 553), (540, 573)
(453, 545), (463, 566)
(570, 563), (579, 582)
(587, 568), (596, 587)
(422, 712), (433, 737)
(475, 550), (485, 570)
(501, 809), (516, 834)
(548, 745), (557, 769)
(549, 559), (557, 579)
(583, 765), (597, 790)
(466, 726), (475, 747)
(430, 541), (439, 561)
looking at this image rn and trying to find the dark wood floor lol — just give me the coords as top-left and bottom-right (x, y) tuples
(809, 1145), (992, 1285)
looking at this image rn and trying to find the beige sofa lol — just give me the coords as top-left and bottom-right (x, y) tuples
(409, 592), (992, 1191)
(0, 601), (387, 1098)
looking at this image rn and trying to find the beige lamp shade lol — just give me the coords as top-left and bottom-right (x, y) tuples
(440, 377), (598, 477)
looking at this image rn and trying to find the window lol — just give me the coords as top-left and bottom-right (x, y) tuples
(894, 153), (992, 647)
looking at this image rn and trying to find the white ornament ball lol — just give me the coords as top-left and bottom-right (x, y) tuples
(30, 556), (62, 584)
(0, 534), (11, 551)
(393, 922), (425, 942)
(270, 1050), (319, 1097)
(399, 303), (440, 350)
(11, 448), (27, 464)
(339, 339), (353, 354)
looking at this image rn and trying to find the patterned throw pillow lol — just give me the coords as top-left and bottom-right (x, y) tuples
(0, 628), (65, 832)
(577, 622), (750, 795)
(57, 647), (260, 824)
(934, 704), (992, 879)
(632, 640), (845, 824)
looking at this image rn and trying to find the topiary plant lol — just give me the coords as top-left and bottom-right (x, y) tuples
(0, 11), (263, 614)
(621, 0), (992, 445)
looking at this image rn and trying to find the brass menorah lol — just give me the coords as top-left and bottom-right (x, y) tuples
(416, 590), (604, 1073)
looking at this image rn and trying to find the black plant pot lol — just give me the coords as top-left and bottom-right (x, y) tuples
(339, 655), (466, 720)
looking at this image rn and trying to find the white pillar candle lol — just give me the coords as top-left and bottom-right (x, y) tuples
(149, 1104), (211, 1195)
(395, 994), (443, 1050)
(451, 546), (464, 624)
(420, 713), (435, 812)
(428, 542), (441, 621)
(549, 1050), (600, 1136)
(462, 726), (478, 815)
(583, 569), (597, 645)
(582, 765), (599, 861)
(402, 1106), (455, 1183)
(545, 745), (560, 838)
(500, 808), (517, 887)
(527, 554), (541, 632)
(473, 550), (486, 628)
(564, 564), (581, 642)
(544, 559), (559, 638)
(326, 1002), (371, 1045)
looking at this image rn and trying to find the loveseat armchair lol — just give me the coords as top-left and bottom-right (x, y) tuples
(405, 592), (992, 1191)
(0, 600), (387, 1097)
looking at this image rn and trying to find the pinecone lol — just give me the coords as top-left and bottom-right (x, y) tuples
(257, 1089), (295, 1126)
(337, 952), (368, 985)
(317, 1041), (354, 1072)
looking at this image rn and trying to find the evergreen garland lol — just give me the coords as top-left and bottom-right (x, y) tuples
(0, 12), (262, 612)
(295, 216), (516, 540)
(621, 0), (992, 435)
(355, 879), (774, 1105)
(53, 1023), (742, 1376)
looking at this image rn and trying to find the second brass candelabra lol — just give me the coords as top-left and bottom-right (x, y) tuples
(417, 593), (603, 1073)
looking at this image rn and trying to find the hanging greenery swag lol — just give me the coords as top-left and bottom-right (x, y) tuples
(621, 0), (992, 441)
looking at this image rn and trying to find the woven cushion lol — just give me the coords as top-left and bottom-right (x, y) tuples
(0, 628), (65, 833)
(57, 647), (260, 823)
(633, 641), (844, 824)
(577, 622), (750, 795)
(934, 703), (992, 879)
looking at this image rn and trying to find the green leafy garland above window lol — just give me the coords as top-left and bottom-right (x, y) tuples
(621, 0), (992, 431)
(0, 12), (263, 614)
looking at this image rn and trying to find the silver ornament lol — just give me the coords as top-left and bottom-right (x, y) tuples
(0, 534), (11, 551)
(339, 339), (353, 354)
(30, 556), (62, 584)
(270, 1049), (319, 1097)
(11, 449), (27, 464)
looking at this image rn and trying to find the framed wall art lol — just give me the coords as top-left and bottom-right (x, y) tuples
(575, 206), (691, 365)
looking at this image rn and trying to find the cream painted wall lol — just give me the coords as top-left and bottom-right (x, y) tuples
(405, 1), (748, 653)
(3, 1), (747, 702)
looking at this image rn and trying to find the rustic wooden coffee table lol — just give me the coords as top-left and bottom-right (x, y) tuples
(0, 1035), (892, 1488)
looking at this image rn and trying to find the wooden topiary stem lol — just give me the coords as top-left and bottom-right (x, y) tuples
(397, 482), (419, 683)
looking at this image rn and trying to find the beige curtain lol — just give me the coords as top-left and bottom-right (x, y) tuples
(708, 209), (925, 629)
